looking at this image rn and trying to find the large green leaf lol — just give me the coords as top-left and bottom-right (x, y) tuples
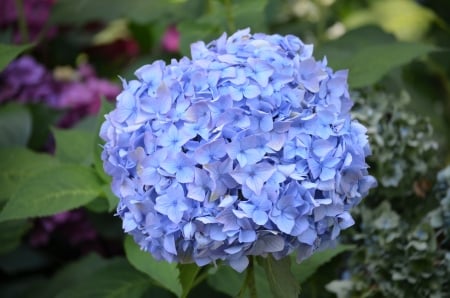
(0, 103), (32, 148)
(35, 253), (110, 298)
(0, 220), (32, 255)
(343, 0), (438, 41)
(178, 263), (200, 298)
(0, 164), (102, 221)
(346, 42), (438, 88)
(207, 265), (245, 297)
(233, 0), (269, 33)
(314, 26), (439, 88)
(55, 258), (151, 298)
(27, 103), (61, 150)
(260, 255), (300, 298)
(124, 236), (182, 297)
(0, 43), (32, 72)
(52, 128), (94, 165)
(0, 148), (60, 203)
(291, 244), (355, 283)
(208, 262), (272, 298)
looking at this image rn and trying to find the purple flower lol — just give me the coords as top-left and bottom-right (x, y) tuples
(101, 28), (376, 272)
(0, 55), (120, 128)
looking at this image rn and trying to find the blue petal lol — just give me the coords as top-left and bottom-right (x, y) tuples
(239, 230), (256, 243)
(252, 210), (269, 225)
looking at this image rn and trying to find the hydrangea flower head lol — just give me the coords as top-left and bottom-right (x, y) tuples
(100, 28), (376, 271)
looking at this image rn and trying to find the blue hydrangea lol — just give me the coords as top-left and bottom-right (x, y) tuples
(100, 28), (376, 272)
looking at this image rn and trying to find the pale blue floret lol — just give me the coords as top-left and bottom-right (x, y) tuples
(100, 28), (376, 272)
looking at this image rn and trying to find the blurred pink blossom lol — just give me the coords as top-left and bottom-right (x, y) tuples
(0, 55), (120, 127)
(162, 25), (180, 52)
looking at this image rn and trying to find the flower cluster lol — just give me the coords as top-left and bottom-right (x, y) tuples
(100, 28), (376, 271)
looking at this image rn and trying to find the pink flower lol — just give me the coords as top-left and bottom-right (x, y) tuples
(162, 25), (180, 52)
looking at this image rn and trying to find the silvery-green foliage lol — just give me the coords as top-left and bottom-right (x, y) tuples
(352, 89), (438, 198)
(328, 166), (450, 298)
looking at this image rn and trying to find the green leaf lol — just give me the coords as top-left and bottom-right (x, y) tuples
(233, 0), (269, 33)
(208, 262), (273, 298)
(124, 236), (182, 297)
(55, 258), (151, 298)
(0, 245), (50, 274)
(253, 264), (274, 298)
(207, 265), (245, 297)
(291, 245), (355, 283)
(102, 184), (119, 212)
(260, 255), (300, 298)
(178, 0), (228, 56)
(0, 220), (32, 255)
(343, 0), (438, 41)
(314, 26), (440, 88)
(27, 103), (61, 150)
(0, 148), (60, 203)
(51, 0), (190, 26)
(52, 128), (94, 165)
(178, 20), (222, 57)
(0, 103), (32, 148)
(84, 184), (118, 213)
(94, 99), (114, 183)
(36, 253), (110, 298)
(0, 164), (102, 221)
(178, 263), (200, 298)
(0, 43), (32, 72)
(346, 42), (439, 88)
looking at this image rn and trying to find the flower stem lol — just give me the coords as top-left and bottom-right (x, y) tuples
(238, 256), (257, 298)
(14, 0), (29, 43)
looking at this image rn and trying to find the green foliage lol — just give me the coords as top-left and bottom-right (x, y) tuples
(0, 103), (32, 148)
(207, 265), (245, 296)
(51, 0), (204, 26)
(0, 148), (60, 203)
(0, 43), (32, 71)
(178, 263), (201, 298)
(260, 256), (300, 298)
(0, 220), (31, 255)
(124, 236), (182, 297)
(207, 260), (272, 298)
(94, 99), (114, 184)
(35, 253), (112, 298)
(315, 26), (440, 88)
(329, 199), (450, 298)
(352, 89), (438, 201)
(292, 245), (355, 284)
(0, 164), (102, 221)
(54, 257), (151, 298)
(52, 127), (94, 164)
(178, 0), (269, 56)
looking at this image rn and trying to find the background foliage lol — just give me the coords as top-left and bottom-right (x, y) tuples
(0, 0), (449, 297)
